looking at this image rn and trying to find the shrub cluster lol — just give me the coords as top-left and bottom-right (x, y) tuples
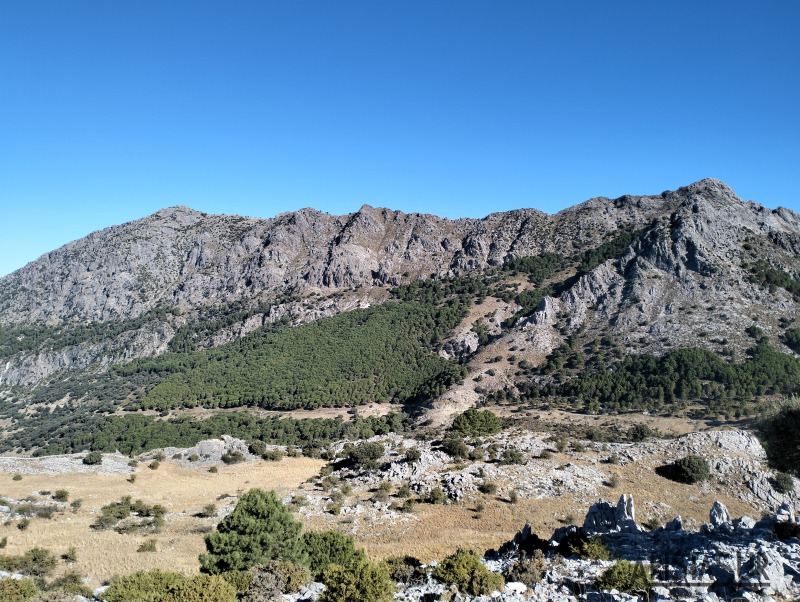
(432, 549), (505, 596)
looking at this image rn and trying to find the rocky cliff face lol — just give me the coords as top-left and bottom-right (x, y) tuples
(1, 178), (798, 389)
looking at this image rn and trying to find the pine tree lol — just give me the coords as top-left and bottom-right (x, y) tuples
(200, 489), (307, 573)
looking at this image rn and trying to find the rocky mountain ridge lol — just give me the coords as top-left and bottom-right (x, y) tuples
(2, 178), (799, 396)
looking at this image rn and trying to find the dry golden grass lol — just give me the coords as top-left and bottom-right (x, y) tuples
(0, 457), (324, 587)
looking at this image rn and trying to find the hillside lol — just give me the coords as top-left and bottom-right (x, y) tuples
(2, 178), (800, 454)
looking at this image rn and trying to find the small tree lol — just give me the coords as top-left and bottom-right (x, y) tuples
(200, 489), (307, 574)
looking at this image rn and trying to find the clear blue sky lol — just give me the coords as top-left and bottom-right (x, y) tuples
(1, 1), (798, 278)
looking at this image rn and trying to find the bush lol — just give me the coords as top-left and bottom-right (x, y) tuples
(426, 487), (447, 504)
(12, 474), (22, 481)
(62, 546), (77, 563)
(596, 560), (652, 595)
(47, 571), (93, 597)
(301, 530), (367, 579)
(221, 451), (244, 465)
(404, 448), (421, 464)
(505, 550), (546, 587)
(162, 574), (237, 602)
(382, 556), (425, 585)
(82, 451), (102, 465)
(441, 436), (469, 460)
(0, 576), (39, 601)
(451, 409), (501, 436)
(52, 490), (69, 503)
(627, 424), (653, 442)
(248, 441), (267, 457)
(188, 454), (199, 462)
(148, 460), (160, 470)
(0, 547), (57, 577)
(218, 571), (252, 596)
(347, 443), (384, 470)
(199, 504), (216, 518)
(478, 481), (497, 495)
(432, 549), (505, 595)
(774, 472), (794, 494)
(319, 561), (395, 602)
(500, 448), (526, 465)
(241, 569), (283, 602)
(137, 539), (157, 553)
(208, 466), (218, 473)
(658, 454), (710, 484)
(104, 570), (186, 602)
(200, 489), (307, 574)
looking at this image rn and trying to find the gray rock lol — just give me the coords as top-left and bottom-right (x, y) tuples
(709, 501), (731, 527)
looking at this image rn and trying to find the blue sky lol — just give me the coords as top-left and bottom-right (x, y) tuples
(1, 1), (798, 278)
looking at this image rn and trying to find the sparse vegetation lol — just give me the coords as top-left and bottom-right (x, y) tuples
(596, 559), (652, 595)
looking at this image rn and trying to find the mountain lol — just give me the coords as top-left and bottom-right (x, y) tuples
(1, 178), (800, 453)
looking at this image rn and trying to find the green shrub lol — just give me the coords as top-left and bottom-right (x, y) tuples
(478, 482), (497, 495)
(199, 504), (216, 518)
(137, 539), (157, 553)
(82, 451), (102, 465)
(396, 484), (412, 498)
(319, 561), (395, 602)
(426, 487), (447, 504)
(505, 550), (545, 587)
(571, 537), (612, 561)
(774, 472), (794, 493)
(432, 549), (505, 595)
(162, 574), (237, 602)
(660, 454), (710, 484)
(218, 571), (252, 596)
(404, 448), (421, 464)
(262, 450), (285, 462)
(208, 466), (218, 473)
(13, 474), (22, 481)
(441, 436), (469, 460)
(52, 490), (69, 503)
(201, 489), (307, 574)
(104, 569), (186, 602)
(500, 448), (526, 465)
(148, 460), (160, 470)
(451, 409), (501, 436)
(508, 490), (518, 504)
(62, 546), (78, 563)
(301, 530), (367, 579)
(248, 441), (267, 457)
(0, 576), (39, 601)
(596, 560), (652, 595)
(47, 571), (93, 597)
(348, 443), (384, 470)
(188, 454), (199, 462)
(17, 518), (30, 531)
(627, 424), (653, 442)
(0, 547), (57, 577)
(221, 451), (244, 465)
